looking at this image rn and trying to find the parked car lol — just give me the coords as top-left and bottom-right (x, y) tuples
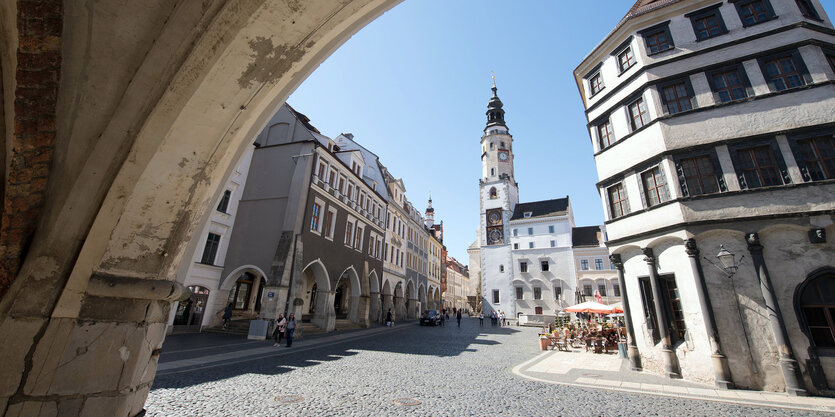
(420, 310), (441, 326)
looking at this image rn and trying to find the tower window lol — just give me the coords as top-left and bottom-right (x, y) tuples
(499, 265), (504, 273)
(489, 187), (497, 199)
(520, 262), (528, 273)
(492, 290), (500, 304)
(500, 142), (505, 148)
(491, 168), (495, 176)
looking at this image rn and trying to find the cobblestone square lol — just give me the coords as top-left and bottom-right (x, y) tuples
(146, 320), (833, 416)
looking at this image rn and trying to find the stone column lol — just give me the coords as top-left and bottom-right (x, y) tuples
(610, 254), (642, 371)
(247, 278), (262, 315)
(684, 238), (734, 389)
(354, 295), (370, 327)
(407, 297), (418, 320)
(642, 247), (681, 379)
(746, 233), (808, 396)
(370, 291), (381, 324)
(313, 290), (335, 332)
(381, 293), (393, 323)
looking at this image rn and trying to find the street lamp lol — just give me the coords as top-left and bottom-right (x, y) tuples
(705, 245), (744, 278)
(716, 246), (741, 277)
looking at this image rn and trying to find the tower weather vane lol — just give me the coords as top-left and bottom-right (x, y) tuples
(491, 71), (496, 87)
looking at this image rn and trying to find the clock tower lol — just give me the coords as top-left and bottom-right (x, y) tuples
(480, 79), (518, 247)
(478, 78), (518, 317)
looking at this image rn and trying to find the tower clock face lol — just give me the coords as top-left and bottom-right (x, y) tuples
(487, 209), (502, 226)
(498, 151), (509, 162)
(488, 228), (503, 244)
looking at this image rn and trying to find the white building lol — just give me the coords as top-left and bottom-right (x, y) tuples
(508, 199), (577, 320)
(167, 145), (255, 333)
(574, 0), (835, 395)
(474, 81), (590, 322)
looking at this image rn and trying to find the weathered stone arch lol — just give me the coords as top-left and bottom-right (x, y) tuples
(219, 265), (268, 290)
(303, 259), (334, 332)
(368, 270), (381, 323)
(1, 1), (403, 414)
(337, 265), (369, 327)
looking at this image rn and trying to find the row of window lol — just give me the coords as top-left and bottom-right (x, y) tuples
(309, 199), (384, 261)
(579, 258), (614, 271)
(579, 281), (622, 298)
(513, 241), (557, 249)
(586, 0), (822, 99)
(316, 158), (383, 223)
(512, 225), (557, 236)
(605, 132), (834, 219)
(595, 47), (825, 152)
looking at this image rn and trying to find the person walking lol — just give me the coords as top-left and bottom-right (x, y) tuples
(272, 314), (286, 347)
(285, 313), (297, 347)
(439, 311), (445, 326)
(386, 308), (393, 327)
(222, 302), (233, 330)
(478, 312), (484, 327)
(500, 310), (506, 327)
(456, 309), (462, 327)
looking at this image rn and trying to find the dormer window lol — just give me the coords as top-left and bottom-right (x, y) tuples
(524, 212), (532, 218)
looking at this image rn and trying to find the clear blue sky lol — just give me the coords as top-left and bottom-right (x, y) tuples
(288, 0), (835, 264)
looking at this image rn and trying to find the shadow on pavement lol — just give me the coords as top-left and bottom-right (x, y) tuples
(152, 318), (524, 390)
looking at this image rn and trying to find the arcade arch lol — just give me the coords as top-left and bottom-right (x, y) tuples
(0, 1), (403, 414)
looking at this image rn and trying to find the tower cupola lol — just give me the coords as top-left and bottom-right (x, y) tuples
(425, 195), (435, 228)
(486, 77), (506, 128)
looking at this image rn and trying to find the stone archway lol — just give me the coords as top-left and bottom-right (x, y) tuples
(1, 1), (404, 414)
(381, 279), (394, 324)
(369, 270), (381, 325)
(405, 280), (417, 319)
(300, 259), (333, 332)
(336, 266), (369, 328)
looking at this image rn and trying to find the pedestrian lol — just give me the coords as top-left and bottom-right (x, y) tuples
(490, 311), (497, 327)
(501, 310), (507, 327)
(222, 302), (233, 330)
(272, 314), (286, 347)
(456, 309), (462, 327)
(386, 308), (393, 327)
(285, 313), (297, 347)
(440, 311), (445, 326)
(479, 311), (484, 327)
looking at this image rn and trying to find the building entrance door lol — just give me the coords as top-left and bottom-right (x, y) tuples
(173, 285), (210, 333)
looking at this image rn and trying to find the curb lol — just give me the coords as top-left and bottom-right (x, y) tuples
(510, 351), (835, 414)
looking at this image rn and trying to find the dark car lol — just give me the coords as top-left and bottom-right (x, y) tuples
(420, 310), (441, 326)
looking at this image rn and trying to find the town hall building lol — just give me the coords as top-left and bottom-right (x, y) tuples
(472, 81), (596, 322)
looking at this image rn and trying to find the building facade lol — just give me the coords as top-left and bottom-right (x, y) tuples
(221, 105), (386, 334)
(166, 145), (255, 334)
(575, 0), (835, 395)
(573, 226), (621, 306)
(508, 199), (578, 321)
(445, 257), (471, 312)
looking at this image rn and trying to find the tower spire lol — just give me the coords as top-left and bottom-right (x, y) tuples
(486, 75), (506, 128)
(425, 193), (435, 228)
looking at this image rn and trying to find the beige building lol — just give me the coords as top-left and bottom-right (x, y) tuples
(573, 226), (620, 306)
(445, 257), (471, 312)
(575, 0), (835, 396)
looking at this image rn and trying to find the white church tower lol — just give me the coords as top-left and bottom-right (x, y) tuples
(479, 78), (519, 317)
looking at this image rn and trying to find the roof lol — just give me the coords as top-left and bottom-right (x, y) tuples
(617, 0), (682, 30)
(572, 226), (602, 248)
(510, 197), (569, 221)
(285, 103), (320, 134)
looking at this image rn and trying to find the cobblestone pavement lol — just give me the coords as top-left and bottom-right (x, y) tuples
(146, 319), (833, 416)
